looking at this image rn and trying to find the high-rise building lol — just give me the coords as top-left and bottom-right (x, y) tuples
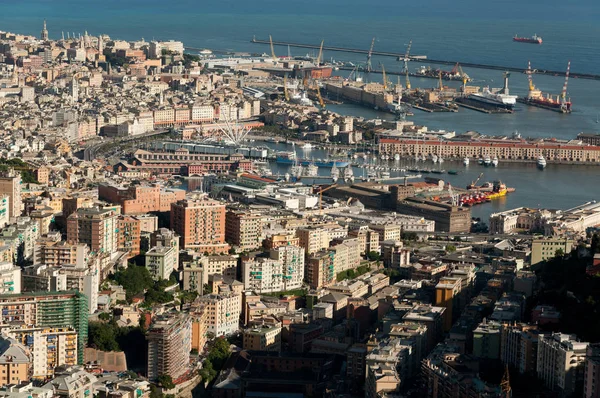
(500, 323), (539, 374)
(67, 207), (117, 255)
(170, 196), (228, 253)
(434, 277), (462, 332)
(537, 333), (588, 395)
(306, 250), (335, 289)
(117, 215), (141, 258)
(34, 233), (89, 267)
(296, 226), (330, 255)
(0, 261), (20, 294)
(585, 344), (600, 398)
(40, 19), (49, 41)
(0, 291), (88, 364)
(225, 210), (263, 251)
(243, 325), (282, 352)
(6, 326), (77, 380)
(0, 169), (22, 220)
(269, 244), (304, 290)
(472, 320), (502, 359)
(196, 289), (242, 337)
(242, 246), (304, 294)
(147, 313), (192, 381)
(182, 255), (237, 293)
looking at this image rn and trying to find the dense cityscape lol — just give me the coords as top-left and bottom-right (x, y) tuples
(0, 17), (599, 398)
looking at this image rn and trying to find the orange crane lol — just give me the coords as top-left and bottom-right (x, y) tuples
(269, 35), (277, 61)
(467, 172), (484, 190)
(316, 184), (338, 215)
(381, 63), (388, 90)
(283, 73), (290, 101)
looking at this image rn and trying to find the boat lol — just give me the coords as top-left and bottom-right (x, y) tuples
(517, 61), (572, 114)
(438, 156), (444, 164)
(291, 163), (303, 178)
(463, 157), (470, 166)
(431, 170), (445, 174)
(432, 154), (438, 163)
(492, 156), (499, 167)
(484, 155), (491, 167)
(343, 166), (354, 182)
(302, 142), (313, 150)
(468, 87), (517, 110)
(513, 34), (542, 44)
(331, 164), (340, 182)
(537, 155), (547, 169)
(276, 155), (349, 168)
(478, 158), (484, 165)
(448, 170), (459, 175)
(380, 171), (391, 179)
(394, 153), (401, 161)
(304, 162), (318, 177)
(291, 92), (313, 107)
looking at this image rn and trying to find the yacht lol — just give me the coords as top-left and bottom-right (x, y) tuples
(492, 156), (499, 167)
(537, 155), (547, 169)
(438, 156), (444, 164)
(432, 154), (438, 163)
(463, 157), (470, 166)
(304, 162), (318, 177)
(331, 164), (340, 182)
(478, 157), (484, 165)
(394, 153), (400, 161)
(380, 171), (391, 179)
(302, 142), (313, 150)
(484, 155), (492, 166)
(343, 166), (354, 182)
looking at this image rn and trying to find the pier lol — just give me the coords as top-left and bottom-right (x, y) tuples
(250, 37), (600, 80)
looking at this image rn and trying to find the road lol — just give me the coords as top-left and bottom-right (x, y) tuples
(83, 130), (170, 161)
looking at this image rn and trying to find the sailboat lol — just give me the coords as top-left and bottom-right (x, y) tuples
(331, 163), (339, 182)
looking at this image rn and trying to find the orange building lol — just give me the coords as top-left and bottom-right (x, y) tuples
(0, 337), (31, 385)
(170, 196), (229, 254)
(117, 215), (141, 258)
(98, 183), (185, 214)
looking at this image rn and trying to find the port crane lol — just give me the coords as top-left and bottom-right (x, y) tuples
(316, 184), (338, 215)
(269, 35), (277, 61)
(316, 39), (324, 65)
(467, 172), (484, 190)
(560, 60), (571, 113)
(365, 37), (375, 73)
(405, 70), (411, 90)
(398, 40), (412, 74)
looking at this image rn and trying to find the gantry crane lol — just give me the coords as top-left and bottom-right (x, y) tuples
(269, 35), (277, 61)
(316, 184), (338, 215)
(365, 37), (375, 73)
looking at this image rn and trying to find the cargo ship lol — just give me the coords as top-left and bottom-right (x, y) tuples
(513, 34), (542, 44)
(517, 61), (572, 113)
(459, 181), (510, 207)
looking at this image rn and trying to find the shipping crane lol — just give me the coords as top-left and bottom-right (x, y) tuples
(316, 39), (324, 65)
(467, 172), (484, 190)
(405, 69), (411, 90)
(560, 60), (571, 113)
(283, 74), (290, 101)
(526, 60), (536, 92)
(380, 63), (388, 90)
(365, 37), (375, 73)
(269, 35), (277, 61)
(458, 64), (469, 93)
(398, 40), (412, 74)
(346, 65), (358, 82)
(315, 82), (325, 108)
(316, 184), (338, 215)
(438, 71), (443, 92)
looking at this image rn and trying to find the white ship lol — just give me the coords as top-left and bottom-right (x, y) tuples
(537, 155), (547, 169)
(484, 155), (492, 166)
(492, 156), (499, 167)
(304, 162), (318, 177)
(463, 157), (470, 166)
(468, 73), (518, 110)
(331, 164), (339, 182)
(302, 142), (313, 150)
(478, 157), (484, 165)
(438, 156), (444, 164)
(432, 154), (438, 163)
(394, 153), (400, 161)
(291, 91), (313, 106)
(343, 166), (354, 182)
(291, 163), (303, 178)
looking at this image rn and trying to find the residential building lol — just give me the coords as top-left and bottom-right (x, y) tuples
(296, 226), (330, 255)
(305, 250), (335, 290)
(182, 255), (238, 293)
(331, 238), (361, 273)
(116, 215), (141, 258)
(147, 313), (192, 381)
(472, 320), (502, 359)
(145, 246), (177, 281)
(6, 326), (78, 379)
(43, 366), (98, 398)
(500, 323), (539, 374)
(33, 235), (88, 267)
(242, 325), (281, 352)
(531, 238), (575, 265)
(537, 333), (588, 395)
(189, 302), (209, 353)
(170, 196), (228, 253)
(435, 277), (462, 332)
(0, 291), (88, 364)
(365, 364), (400, 398)
(98, 184), (186, 214)
(269, 244), (304, 290)
(0, 195), (9, 229)
(67, 207), (117, 255)
(225, 210), (262, 251)
(196, 291), (242, 337)
(0, 261), (20, 294)
(0, 336), (31, 385)
(0, 169), (22, 219)
(584, 344), (600, 398)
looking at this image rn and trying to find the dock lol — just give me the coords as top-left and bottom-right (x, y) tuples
(250, 37), (600, 80)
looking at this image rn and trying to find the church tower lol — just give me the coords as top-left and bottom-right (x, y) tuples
(41, 19), (49, 41)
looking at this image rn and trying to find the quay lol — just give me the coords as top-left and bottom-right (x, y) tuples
(250, 37), (600, 80)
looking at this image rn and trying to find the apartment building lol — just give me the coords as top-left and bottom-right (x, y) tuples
(147, 313), (192, 382)
(225, 210), (263, 251)
(171, 196), (228, 254)
(67, 207), (117, 255)
(537, 333), (588, 395)
(145, 246), (177, 281)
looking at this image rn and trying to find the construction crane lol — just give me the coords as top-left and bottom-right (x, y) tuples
(458, 64), (469, 93)
(315, 82), (325, 108)
(283, 74), (290, 101)
(560, 60), (571, 113)
(526, 60), (536, 92)
(398, 40), (412, 74)
(405, 69), (411, 90)
(438, 71), (443, 92)
(316, 184), (338, 215)
(346, 65), (358, 82)
(316, 39), (324, 65)
(467, 172), (484, 190)
(269, 35), (277, 61)
(365, 37), (375, 73)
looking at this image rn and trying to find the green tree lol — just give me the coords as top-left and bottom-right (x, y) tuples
(446, 245), (457, 253)
(555, 248), (565, 258)
(367, 251), (380, 261)
(113, 265), (154, 301)
(157, 374), (175, 389)
(88, 322), (120, 351)
(98, 312), (111, 321)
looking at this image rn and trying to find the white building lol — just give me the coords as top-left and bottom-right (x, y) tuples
(0, 261), (20, 294)
(537, 333), (588, 395)
(196, 293), (242, 337)
(145, 246), (177, 281)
